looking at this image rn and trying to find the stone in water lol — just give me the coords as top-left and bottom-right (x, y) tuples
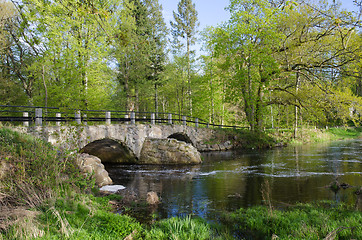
(100, 185), (126, 193)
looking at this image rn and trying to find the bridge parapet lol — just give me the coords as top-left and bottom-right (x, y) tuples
(12, 124), (217, 158)
(3, 105), (246, 159)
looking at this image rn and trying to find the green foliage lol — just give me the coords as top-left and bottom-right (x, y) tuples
(114, 0), (167, 112)
(210, 0), (283, 131)
(145, 215), (212, 240)
(203, 0), (362, 130)
(224, 203), (362, 240)
(7, 0), (121, 109)
(170, 0), (199, 115)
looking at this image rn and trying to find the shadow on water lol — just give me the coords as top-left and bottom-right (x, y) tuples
(104, 139), (362, 223)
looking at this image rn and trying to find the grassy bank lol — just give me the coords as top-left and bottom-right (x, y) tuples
(209, 127), (362, 149)
(266, 127), (362, 146)
(223, 202), (362, 240)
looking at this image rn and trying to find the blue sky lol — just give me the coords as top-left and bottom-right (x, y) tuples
(159, 0), (360, 56)
(159, 0), (359, 31)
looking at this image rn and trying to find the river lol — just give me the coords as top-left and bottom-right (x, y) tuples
(105, 139), (362, 221)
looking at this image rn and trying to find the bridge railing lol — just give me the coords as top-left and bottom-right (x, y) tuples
(0, 105), (249, 130)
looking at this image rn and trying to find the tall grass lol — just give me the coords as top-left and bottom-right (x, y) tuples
(0, 127), (93, 239)
(145, 215), (212, 240)
(0, 127), (91, 208)
(224, 202), (362, 240)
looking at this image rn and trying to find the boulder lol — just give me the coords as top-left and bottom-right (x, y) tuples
(77, 153), (113, 187)
(146, 191), (160, 205)
(139, 138), (202, 165)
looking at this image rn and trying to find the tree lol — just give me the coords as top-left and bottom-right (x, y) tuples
(9, 0), (120, 109)
(144, 0), (168, 114)
(170, 0), (199, 115)
(1, 0), (39, 104)
(211, 0), (283, 131)
(207, 0), (361, 130)
(273, 0), (359, 128)
(115, 0), (167, 112)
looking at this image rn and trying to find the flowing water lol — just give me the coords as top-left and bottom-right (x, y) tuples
(105, 139), (362, 220)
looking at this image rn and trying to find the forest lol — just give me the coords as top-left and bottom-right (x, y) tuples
(1, 0), (362, 131)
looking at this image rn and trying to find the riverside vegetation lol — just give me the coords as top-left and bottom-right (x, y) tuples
(0, 127), (361, 239)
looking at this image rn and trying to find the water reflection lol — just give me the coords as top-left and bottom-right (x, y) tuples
(105, 139), (362, 220)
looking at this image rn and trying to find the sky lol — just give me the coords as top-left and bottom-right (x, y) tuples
(159, 1), (359, 30)
(159, 0), (360, 56)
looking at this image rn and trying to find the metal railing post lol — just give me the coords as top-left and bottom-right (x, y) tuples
(195, 118), (199, 128)
(35, 108), (42, 126)
(56, 113), (61, 126)
(182, 116), (186, 126)
(23, 112), (29, 127)
(75, 110), (81, 124)
(130, 112), (136, 125)
(106, 111), (111, 125)
(151, 113), (155, 125)
(83, 114), (87, 125)
(168, 113), (172, 124)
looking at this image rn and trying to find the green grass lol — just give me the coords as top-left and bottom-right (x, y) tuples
(327, 127), (362, 139)
(223, 202), (362, 240)
(34, 195), (143, 240)
(144, 216), (212, 240)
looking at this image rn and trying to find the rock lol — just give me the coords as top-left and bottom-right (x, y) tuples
(0, 160), (10, 180)
(146, 191), (160, 205)
(77, 153), (113, 187)
(212, 144), (220, 151)
(219, 144), (226, 151)
(224, 141), (233, 149)
(99, 185), (126, 193)
(139, 138), (202, 165)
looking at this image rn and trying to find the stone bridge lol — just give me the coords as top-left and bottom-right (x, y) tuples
(15, 123), (233, 162)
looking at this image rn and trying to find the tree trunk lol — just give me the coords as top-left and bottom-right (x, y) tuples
(154, 83), (158, 117)
(294, 72), (300, 139)
(42, 65), (48, 108)
(209, 66), (215, 124)
(255, 81), (264, 131)
(187, 36), (192, 116)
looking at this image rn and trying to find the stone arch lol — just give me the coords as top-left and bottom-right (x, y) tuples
(167, 132), (194, 146)
(80, 138), (137, 164)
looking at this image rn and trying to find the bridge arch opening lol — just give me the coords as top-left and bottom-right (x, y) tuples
(80, 138), (137, 164)
(167, 132), (193, 146)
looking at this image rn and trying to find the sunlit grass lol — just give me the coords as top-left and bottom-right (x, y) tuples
(223, 202), (362, 240)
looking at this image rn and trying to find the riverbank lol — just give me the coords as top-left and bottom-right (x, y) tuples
(209, 127), (362, 150)
(1, 127), (361, 239)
